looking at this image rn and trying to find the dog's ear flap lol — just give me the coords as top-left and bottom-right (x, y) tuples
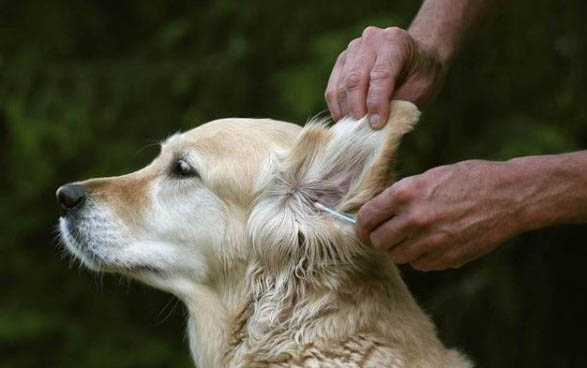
(282, 100), (420, 213)
(248, 101), (419, 272)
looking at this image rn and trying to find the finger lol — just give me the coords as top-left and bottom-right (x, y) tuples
(368, 216), (410, 251)
(366, 28), (411, 129)
(407, 238), (449, 271)
(410, 241), (478, 271)
(325, 51), (347, 121)
(356, 187), (397, 242)
(388, 238), (427, 264)
(447, 240), (494, 269)
(345, 28), (378, 119)
(337, 38), (362, 118)
(357, 178), (419, 238)
(409, 253), (446, 272)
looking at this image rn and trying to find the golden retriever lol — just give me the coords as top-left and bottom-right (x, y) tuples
(57, 101), (471, 367)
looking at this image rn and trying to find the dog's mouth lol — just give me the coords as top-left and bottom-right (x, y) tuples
(59, 216), (102, 270)
(58, 216), (160, 275)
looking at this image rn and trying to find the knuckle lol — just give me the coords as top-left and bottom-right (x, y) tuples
(383, 28), (413, 60)
(348, 38), (360, 49)
(362, 26), (381, 39)
(394, 189), (412, 204)
(392, 181), (414, 203)
(369, 66), (393, 82)
(408, 211), (429, 228)
(345, 71), (363, 91)
(336, 87), (347, 101)
(384, 26), (408, 42)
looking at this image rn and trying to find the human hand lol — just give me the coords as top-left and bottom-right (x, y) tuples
(356, 160), (530, 271)
(325, 26), (447, 128)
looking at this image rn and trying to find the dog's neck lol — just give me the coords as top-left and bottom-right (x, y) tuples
(183, 286), (228, 368)
(181, 238), (438, 368)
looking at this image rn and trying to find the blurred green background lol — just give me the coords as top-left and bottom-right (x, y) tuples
(1, 0), (587, 367)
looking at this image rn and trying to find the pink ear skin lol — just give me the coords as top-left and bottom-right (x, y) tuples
(315, 167), (363, 209)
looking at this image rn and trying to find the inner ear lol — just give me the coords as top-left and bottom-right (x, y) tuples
(283, 100), (420, 213)
(316, 170), (356, 208)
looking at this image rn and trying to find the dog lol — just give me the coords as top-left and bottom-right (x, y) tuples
(57, 101), (472, 367)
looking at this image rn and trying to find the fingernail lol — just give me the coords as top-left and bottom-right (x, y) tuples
(369, 114), (381, 129)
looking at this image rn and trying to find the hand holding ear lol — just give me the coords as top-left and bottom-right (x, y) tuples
(324, 26), (446, 129)
(355, 160), (530, 271)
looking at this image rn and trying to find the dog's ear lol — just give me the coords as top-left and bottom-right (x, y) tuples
(281, 100), (420, 213)
(248, 101), (419, 273)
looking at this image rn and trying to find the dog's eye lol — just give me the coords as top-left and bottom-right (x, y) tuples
(172, 159), (198, 178)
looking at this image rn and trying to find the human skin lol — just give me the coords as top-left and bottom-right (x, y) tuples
(356, 153), (587, 271)
(326, 0), (587, 270)
(325, 0), (494, 127)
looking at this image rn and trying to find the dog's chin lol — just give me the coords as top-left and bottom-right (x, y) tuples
(58, 217), (160, 275)
(59, 217), (101, 270)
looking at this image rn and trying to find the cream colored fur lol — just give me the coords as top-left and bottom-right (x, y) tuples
(58, 101), (472, 367)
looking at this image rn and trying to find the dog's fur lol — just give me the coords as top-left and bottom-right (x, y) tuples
(59, 101), (472, 367)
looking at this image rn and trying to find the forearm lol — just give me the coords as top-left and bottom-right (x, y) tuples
(357, 151), (587, 270)
(508, 151), (587, 232)
(408, 0), (499, 65)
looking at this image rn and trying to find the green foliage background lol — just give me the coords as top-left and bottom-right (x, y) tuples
(1, 1), (587, 367)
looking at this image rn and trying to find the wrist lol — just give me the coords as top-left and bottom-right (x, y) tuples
(407, 28), (456, 69)
(499, 158), (547, 234)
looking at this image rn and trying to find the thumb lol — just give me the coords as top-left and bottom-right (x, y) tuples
(366, 53), (406, 129)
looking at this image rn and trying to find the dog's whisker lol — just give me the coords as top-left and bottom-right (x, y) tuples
(134, 141), (162, 158)
(154, 297), (180, 326)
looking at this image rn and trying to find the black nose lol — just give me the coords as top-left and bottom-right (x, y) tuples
(56, 184), (86, 213)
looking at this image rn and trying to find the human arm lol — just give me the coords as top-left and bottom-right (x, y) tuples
(356, 151), (587, 271)
(325, 0), (496, 127)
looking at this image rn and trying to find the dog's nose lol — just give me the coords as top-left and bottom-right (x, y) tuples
(56, 184), (86, 213)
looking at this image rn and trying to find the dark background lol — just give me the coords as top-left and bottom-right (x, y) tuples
(1, 1), (587, 367)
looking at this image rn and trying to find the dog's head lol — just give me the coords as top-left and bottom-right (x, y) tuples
(57, 101), (419, 298)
